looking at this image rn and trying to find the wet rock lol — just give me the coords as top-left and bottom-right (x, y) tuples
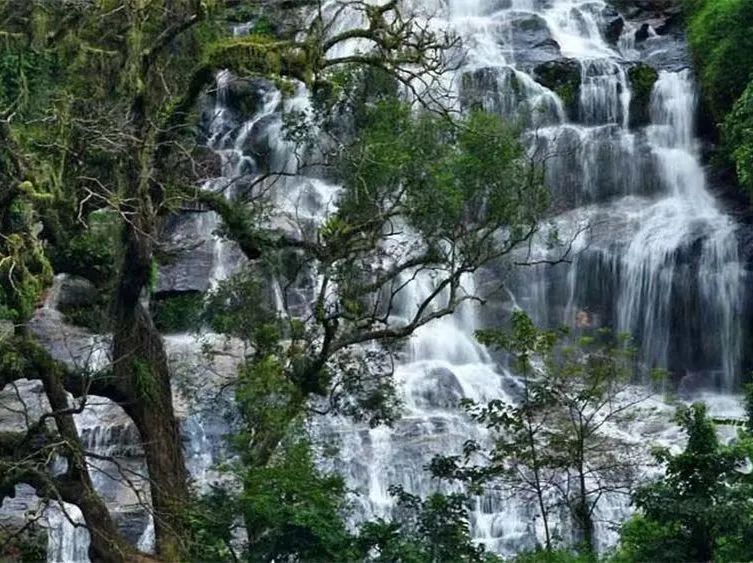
(29, 306), (109, 368)
(482, 0), (512, 14)
(157, 211), (246, 295)
(640, 35), (691, 71)
(239, 112), (279, 172)
(627, 62), (659, 128)
(533, 58), (581, 120)
(411, 367), (465, 409)
(224, 76), (277, 119)
(609, 0), (680, 17)
(635, 22), (651, 42)
(508, 14), (561, 65)
(461, 67), (503, 112)
(114, 509), (151, 547)
(604, 16), (625, 44)
(634, 0), (677, 11)
(157, 213), (217, 294)
(54, 275), (98, 309)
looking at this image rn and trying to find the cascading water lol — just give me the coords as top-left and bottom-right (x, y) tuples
(315, 0), (748, 554)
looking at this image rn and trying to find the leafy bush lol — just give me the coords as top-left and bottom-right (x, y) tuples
(51, 210), (120, 286)
(151, 291), (205, 333)
(686, 0), (753, 119)
(685, 0), (753, 195)
(725, 81), (753, 193)
(612, 403), (753, 562)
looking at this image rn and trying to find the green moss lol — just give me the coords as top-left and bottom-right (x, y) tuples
(205, 35), (310, 82)
(151, 291), (205, 333)
(132, 358), (159, 402)
(533, 60), (581, 120)
(684, 0), (753, 195)
(628, 63), (659, 128)
(0, 220), (53, 323)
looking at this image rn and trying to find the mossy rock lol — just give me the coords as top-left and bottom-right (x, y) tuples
(533, 58), (581, 120)
(628, 63), (659, 128)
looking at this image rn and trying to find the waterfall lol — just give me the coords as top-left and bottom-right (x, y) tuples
(20, 0), (750, 559)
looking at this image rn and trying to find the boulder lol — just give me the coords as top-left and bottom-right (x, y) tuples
(411, 367), (465, 409)
(239, 112), (278, 171)
(460, 67), (503, 112)
(508, 14), (561, 65)
(157, 213), (223, 294)
(640, 34), (691, 71)
(54, 275), (99, 310)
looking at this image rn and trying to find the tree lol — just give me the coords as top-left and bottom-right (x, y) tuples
(431, 316), (651, 555)
(188, 434), (354, 562)
(356, 487), (498, 563)
(191, 85), (548, 557)
(0, 0), (463, 560)
(614, 403), (753, 563)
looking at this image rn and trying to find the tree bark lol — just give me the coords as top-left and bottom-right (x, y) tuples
(113, 224), (189, 561)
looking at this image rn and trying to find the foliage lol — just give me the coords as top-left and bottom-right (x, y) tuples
(0, 523), (47, 562)
(189, 435), (353, 563)
(431, 313), (647, 554)
(203, 267), (280, 344)
(356, 487), (499, 563)
(151, 291), (205, 333)
(686, 0), (753, 120)
(0, 48), (61, 117)
(60, 298), (109, 333)
(339, 100), (545, 248)
(239, 438), (353, 562)
(0, 185), (53, 323)
(684, 0), (753, 194)
(50, 210), (120, 286)
(511, 548), (592, 563)
(724, 81), (753, 193)
(613, 403), (753, 562)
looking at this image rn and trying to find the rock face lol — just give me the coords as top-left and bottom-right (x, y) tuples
(155, 211), (246, 295)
